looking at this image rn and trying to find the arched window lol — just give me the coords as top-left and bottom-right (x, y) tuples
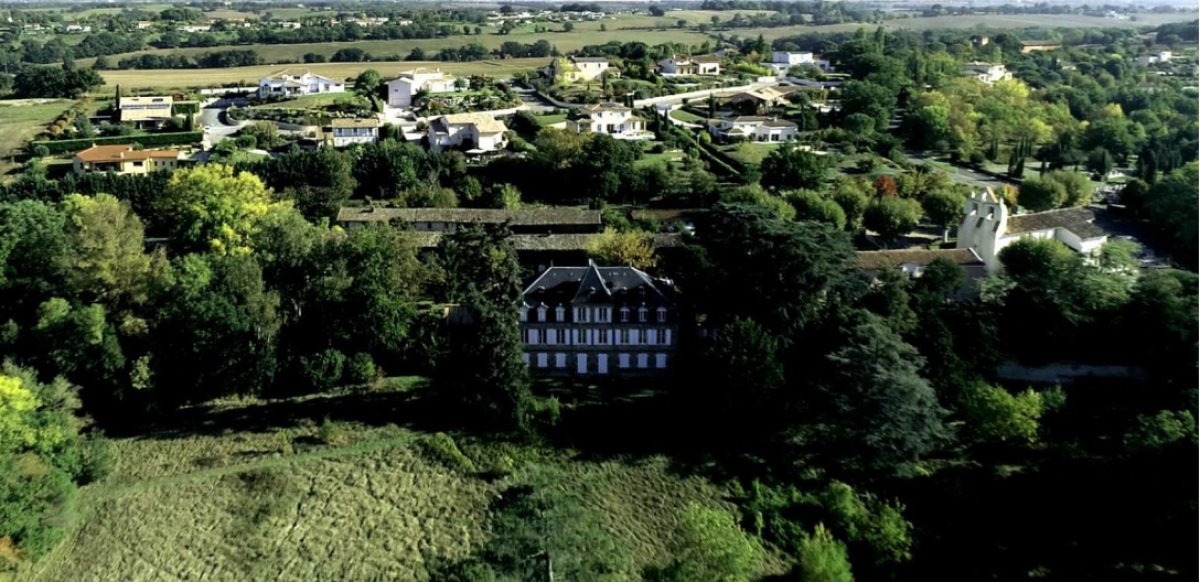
(638, 306), (648, 322)
(620, 307), (630, 322)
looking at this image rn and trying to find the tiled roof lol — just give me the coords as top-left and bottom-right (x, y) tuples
(571, 56), (609, 64)
(690, 54), (721, 64)
(762, 119), (798, 128)
(522, 261), (673, 306)
(581, 102), (631, 113)
(401, 231), (681, 251)
(1006, 207), (1107, 239)
(74, 144), (180, 163)
(435, 113), (508, 134)
(856, 248), (984, 270)
(336, 207), (601, 227)
(1020, 40), (1060, 46)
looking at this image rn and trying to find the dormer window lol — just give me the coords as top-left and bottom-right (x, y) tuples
(555, 306), (565, 322)
(657, 306), (667, 323)
(537, 306), (547, 322)
(638, 306), (648, 322)
(620, 307), (630, 322)
(518, 307), (528, 322)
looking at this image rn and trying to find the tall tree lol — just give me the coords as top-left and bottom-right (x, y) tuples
(760, 146), (832, 191)
(156, 164), (281, 256)
(58, 193), (153, 306)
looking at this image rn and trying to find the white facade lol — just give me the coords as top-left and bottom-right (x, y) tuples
(386, 69), (462, 108)
(551, 56), (610, 83)
(427, 113), (508, 153)
(707, 116), (798, 143)
(328, 119), (380, 147)
(1135, 51), (1172, 67)
(963, 62), (1013, 85)
(956, 189), (1109, 274)
(657, 56), (721, 76)
(568, 103), (648, 139)
(258, 71), (346, 99)
(773, 51), (815, 66)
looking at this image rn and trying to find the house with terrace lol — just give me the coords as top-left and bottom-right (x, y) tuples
(956, 189), (1109, 274)
(519, 261), (678, 375)
(549, 56), (611, 83)
(657, 55), (721, 76)
(962, 62), (1012, 85)
(325, 117), (381, 147)
(567, 102), (649, 139)
(426, 113), (508, 153)
(706, 116), (798, 143)
(72, 145), (184, 176)
(386, 69), (462, 108)
(258, 70), (345, 99)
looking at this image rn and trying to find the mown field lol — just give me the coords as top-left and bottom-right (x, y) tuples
(744, 12), (1198, 40)
(14, 386), (742, 582)
(96, 58), (550, 91)
(0, 99), (72, 178)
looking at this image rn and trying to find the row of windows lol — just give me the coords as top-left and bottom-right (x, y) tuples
(521, 328), (672, 347)
(522, 352), (668, 372)
(519, 305), (667, 323)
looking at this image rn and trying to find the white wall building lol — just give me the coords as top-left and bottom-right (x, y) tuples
(1135, 51), (1172, 67)
(657, 55), (721, 76)
(550, 56), (610, 83)
(962, 62), (1013, 85)
(327, 117), (381, 147)
(427, 113), (508, 153)
(706, 116), (799, 143)
(956, 189), (1109, 274)
(386, 69), (462, 108)
(258, 70), (345, 98)
(567, 102), (648, 139)
(768, 51), (832, 74)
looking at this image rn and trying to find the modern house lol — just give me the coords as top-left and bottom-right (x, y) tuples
(567, 102), (648, 139)
(962, 62), (1012, 85)
(549, 56), (610, 83)
(727, 86), (792, 110)
(956, 189), (1108, 273)
(768, 51), (832, 74)
(426, 113), (508, 153)
(116, 95), (176, 128)
(258, 70), (345, 98)
(706, 116), (798, 143)
(386, 69), (462, 108)
(657, 55), (721, 76)
(1134, 51), (1172, 67)
(326, 117), (381, 147)
(518, 261), (678, 375)
(72, 144), (184, 176)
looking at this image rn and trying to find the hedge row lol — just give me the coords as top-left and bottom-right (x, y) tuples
(30, 131), (204, 155)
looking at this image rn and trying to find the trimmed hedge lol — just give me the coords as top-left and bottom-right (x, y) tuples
(31, 131), (204, 155)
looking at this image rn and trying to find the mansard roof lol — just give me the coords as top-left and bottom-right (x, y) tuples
(521, 261), (673, 307)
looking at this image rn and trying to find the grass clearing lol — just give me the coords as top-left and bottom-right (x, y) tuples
(96, 59), (550, 91)
(669, 108), (706, 124)
(745, 12), (1197, 40)
(724, 141), (784, 165)
(0, 99), (72, 179)
(16, 389), (737, 582)
(535, 113), (568, 127)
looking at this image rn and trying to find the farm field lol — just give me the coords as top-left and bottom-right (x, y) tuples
(97, 58), (550, 91)
(13, 387), (747, 582)
(743, 12), (1199, 40)
(0, 99), (72, 179)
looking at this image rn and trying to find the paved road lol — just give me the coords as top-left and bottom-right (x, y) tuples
(199, 107), (246, 144)
(908, 152), (1017, 190)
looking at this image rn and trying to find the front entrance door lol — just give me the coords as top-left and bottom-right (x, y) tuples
(576, 354), (588, 374)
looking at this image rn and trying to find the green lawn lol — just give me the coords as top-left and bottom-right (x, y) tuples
(724, 141), (783, 165)
(636, 151), (685, 168)
(251, 92), (368, 110)
(669, 109), (706, 124)
(0, 99), (73, 179)
(535, 113), (568, 127)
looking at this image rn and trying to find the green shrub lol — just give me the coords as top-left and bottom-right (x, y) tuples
(317, 417), (347, 446)
(301, 349), (346, 391)
(0, 455), (75, 563)
(346, 352), (378, 385)
(30, 131), (203, 154)
(77, 432), (115, 484)
(421, 432), (476, 473)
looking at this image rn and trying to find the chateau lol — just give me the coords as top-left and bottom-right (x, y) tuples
(519, 262), (677, 375)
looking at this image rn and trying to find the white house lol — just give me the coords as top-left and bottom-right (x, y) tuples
(769, 51), (832, 74)
(326, 117), (381, 147)
(62, 23), (91, 33)
(386, 69), (462, 108)
(179, 24), (212, 33)
(956, 189), (1109, 274)
(962, 62), (1013, 85)
(657, 55), (721, 76)
(1135, 51), (1172, 67)
(258, 70), (346, 98)
(567, 102), (649, 139)
(427, 113), (508, 153)
(549, 56), (610, 83)
(706, 116), (798, 143)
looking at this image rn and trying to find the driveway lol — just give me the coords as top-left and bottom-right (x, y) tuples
(908, 151), (1016, 190)
(512, 85), (558, 113)
(199, 106), (246, 144)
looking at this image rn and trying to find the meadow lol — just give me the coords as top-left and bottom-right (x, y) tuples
(13, 384), (744, 582)
(741, 12), (1198, 40)
(0, 99), (72, 178)
(96, 58), (551, 92)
